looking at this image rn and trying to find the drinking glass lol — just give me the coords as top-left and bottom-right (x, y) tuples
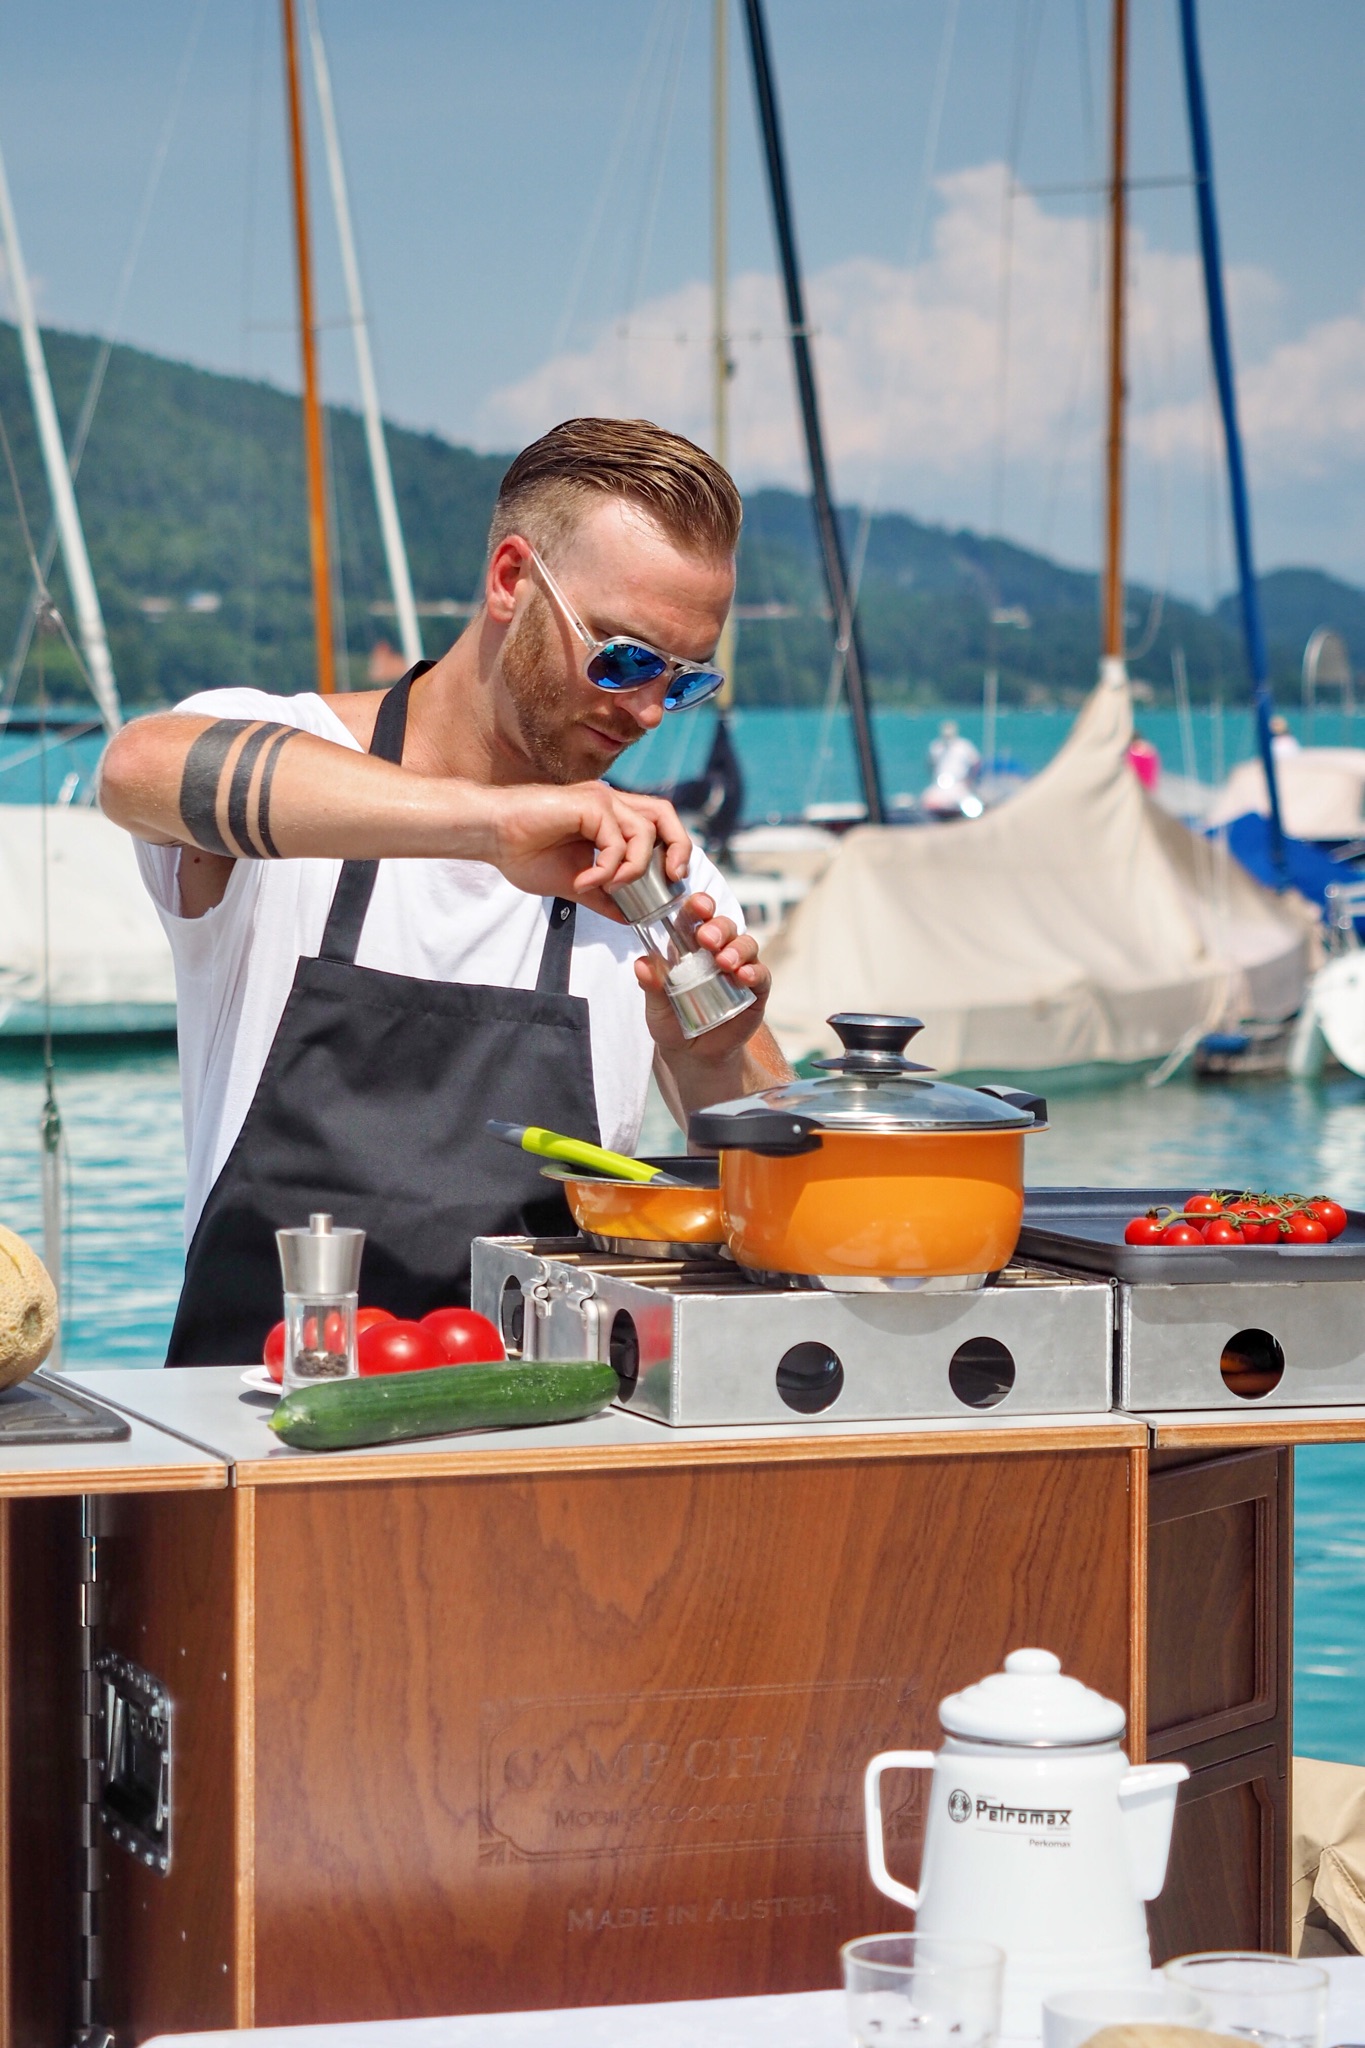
(1042, 1979), (1210, 2048)
(841, 1933), (1005, 2048)
(1161, 1953), (1328, 2048)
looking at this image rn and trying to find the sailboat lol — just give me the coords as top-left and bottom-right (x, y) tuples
(0, 0), (421, 1034)
(756, 0), (1314, 1080)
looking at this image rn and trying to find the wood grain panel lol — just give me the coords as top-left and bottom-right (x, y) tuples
(3, 1497), (83, 2048)
(251, 1450), (1134, 2022)
(1148, 1450), (1285, 1754)
(1147, 1747), (1284, 1960)
(96, 1491), (238, 2044)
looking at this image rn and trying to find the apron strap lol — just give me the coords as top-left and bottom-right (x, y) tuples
(319, 665), (431, 965)
(318, 663), (579, 992)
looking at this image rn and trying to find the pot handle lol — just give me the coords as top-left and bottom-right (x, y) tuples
(864, 1750), (937, 1912)
(686, 1107), (824, 1155)
(975, 1085), (1048, 1127)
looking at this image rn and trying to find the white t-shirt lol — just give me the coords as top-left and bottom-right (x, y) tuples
(133, 689), (743, 1243)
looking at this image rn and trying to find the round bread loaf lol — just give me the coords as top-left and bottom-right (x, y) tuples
(0, 1226), (57, 1385)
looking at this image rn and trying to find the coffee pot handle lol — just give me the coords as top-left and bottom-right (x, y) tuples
(864, 1750), (937, 1911)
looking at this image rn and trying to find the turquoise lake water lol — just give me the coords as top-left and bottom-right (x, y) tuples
(2, 699), (1365, 1757)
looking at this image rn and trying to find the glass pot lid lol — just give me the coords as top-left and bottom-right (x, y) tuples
(689, 1015), (1047, 1152)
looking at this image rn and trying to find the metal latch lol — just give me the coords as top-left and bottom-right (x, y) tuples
(94, 1652), (171, 1874)
(527, 1266), (602, 1360)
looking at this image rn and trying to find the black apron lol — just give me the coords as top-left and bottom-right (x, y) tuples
(166, 667), (601, 1365)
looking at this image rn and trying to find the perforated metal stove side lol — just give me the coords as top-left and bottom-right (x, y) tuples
(471, 1237), (1115, 1426)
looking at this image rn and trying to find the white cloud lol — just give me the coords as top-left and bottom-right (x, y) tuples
(477, 162), (1360, 565)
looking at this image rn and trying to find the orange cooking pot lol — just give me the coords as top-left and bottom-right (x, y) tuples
(688, 1014), (1046, 1286)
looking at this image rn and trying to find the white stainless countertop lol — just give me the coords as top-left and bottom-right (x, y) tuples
(63, 1366), (1144, 1487)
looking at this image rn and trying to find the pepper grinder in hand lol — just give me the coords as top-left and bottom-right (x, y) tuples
(608, 849), (756, 1039)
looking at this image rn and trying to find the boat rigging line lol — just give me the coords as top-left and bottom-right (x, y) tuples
(0, 396), (70, 1350)
(1, 0), (210, 719)
(0, 135), (121, 735)
(1177, 0), (1287, 876)
(302, 0), (423, 667)
(740, 0), (886, 824)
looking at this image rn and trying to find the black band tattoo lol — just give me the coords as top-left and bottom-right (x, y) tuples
(179, 719), (299, 858)
(254, 727), (291, 859)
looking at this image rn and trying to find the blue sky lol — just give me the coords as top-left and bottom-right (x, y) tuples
(1, 0), (1362, 602)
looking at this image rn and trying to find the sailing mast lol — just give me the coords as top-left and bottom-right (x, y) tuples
(0, 139), (122, 735)
(1177, 0), (1286, 870)
(281, 0), (337, 695)
(1100, 0), (1128, 684)
(740, 0), (886, 823)
(711, 0), (736, 702)
(302, 0), (423, 668)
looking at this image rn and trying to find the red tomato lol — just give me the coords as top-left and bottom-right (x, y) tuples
(1124, 1214), (1166, 1245)
(1183, 1193), (1224, 1216)
(358, 1319), (443, 1375)
(1160, 1221), (1204, 1246)
(264, 1320), (286, 1383)
(1228, 1202), (1278, 1243)
(1201, 1217), (1245, 1244)
(420, 1306), (505, 1364)
(1285, 1212), (1329, 1244)
(357, 1306), (397, 1335)
(1308, 1199), (1348, 1240)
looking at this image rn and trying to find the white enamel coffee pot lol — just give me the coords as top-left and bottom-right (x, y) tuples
(864, 1650), (1188, 2040)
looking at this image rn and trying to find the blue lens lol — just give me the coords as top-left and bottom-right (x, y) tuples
(663, 669), (725, 712)
(587, 641), (668, 689)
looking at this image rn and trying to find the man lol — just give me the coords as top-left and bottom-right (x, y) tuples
(101, 417), (788, 1364)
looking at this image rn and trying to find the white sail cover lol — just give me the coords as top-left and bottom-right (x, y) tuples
(1207, 747), (1365, 840)
(763, 671), (1317, 1074)
(0, 806), (175, 1032)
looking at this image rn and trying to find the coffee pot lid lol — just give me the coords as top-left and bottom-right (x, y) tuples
(938, 1648), (1126, 1747)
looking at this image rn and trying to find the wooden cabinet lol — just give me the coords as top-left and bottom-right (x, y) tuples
(80, 1439), (1141, 2036)
(1144, 1447), (1291, 1960)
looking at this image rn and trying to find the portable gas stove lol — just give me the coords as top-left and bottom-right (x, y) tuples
(471, 1236), (1114, 1426)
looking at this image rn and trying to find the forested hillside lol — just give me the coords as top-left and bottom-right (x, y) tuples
(0, 322), (1356, 714)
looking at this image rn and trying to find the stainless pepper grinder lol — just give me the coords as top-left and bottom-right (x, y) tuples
(608, 849), (757, 1039)
(275, 1212), (365, 1390)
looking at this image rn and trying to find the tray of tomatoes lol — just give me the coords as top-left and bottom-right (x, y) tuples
(1018, 1186), (1365, 1283)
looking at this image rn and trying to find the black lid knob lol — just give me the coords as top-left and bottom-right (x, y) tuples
(828, 1014), (924, 1057)
(816, 1014), (932, 1077)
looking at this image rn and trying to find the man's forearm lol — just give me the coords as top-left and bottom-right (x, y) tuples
(656, 1023), (792, 1129)
(100, 714), (480, 861)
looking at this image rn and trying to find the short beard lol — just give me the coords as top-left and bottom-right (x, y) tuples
(498, 594), (642, 785)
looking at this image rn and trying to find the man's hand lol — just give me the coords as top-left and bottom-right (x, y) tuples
(637, 894), (792, 1124)
(463, 782), (690, 918)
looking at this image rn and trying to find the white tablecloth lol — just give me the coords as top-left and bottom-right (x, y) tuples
(146, 1955), (1365, 2048)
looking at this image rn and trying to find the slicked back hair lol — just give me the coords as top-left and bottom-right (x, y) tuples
(488, 417), (742, 566)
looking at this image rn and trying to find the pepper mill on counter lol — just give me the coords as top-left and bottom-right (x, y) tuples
(275, 1212), (365, 1390)
(608, 849), (755, 1039)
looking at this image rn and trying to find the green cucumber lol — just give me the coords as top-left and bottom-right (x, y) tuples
(268, 1359), (619, 1453)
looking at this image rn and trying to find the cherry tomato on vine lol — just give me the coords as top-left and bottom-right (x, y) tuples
(1285, 1212), (1329, 1244)
(1124, 1213), (1167, 1245)
(1183, 1193), (1224, 1216)
(1200, 1217), (1245, 1245)
(1308, 1199), (1348, 1240)
(1160, 1221), (1205, 1246)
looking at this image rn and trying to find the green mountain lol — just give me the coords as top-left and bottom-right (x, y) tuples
(0, 322), (1354, 714)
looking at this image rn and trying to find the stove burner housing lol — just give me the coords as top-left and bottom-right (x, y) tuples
(471, 1237), (1114, 1426)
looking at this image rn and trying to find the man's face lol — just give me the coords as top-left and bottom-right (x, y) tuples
(494, 498), (734, 785)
